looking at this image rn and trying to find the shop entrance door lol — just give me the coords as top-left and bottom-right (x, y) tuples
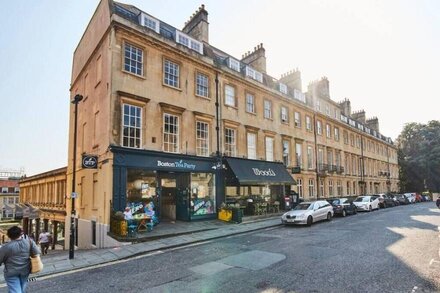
(176, 173), (190, 221)
(160, 174), (177, 221)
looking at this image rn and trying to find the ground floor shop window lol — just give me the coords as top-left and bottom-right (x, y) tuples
(126, 169), (158, 221)
(225, 185), (284, 215)
(190, 173), (216, 216)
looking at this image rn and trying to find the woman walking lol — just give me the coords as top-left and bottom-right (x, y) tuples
(0, 226), (41, 293)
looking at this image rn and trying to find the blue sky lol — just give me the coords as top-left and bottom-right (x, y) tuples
(1, 0), (439, 176)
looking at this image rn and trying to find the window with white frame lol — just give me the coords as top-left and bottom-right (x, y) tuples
(175, 31), (203, 54)
(329, 180), (334, 197)
(326, 124), (331, 138)
(124, 43), (143, 76)
(14, 187), (19, 193)
(347, 181), (351, 195)
(245, 66), (263, 83)
(320, 179), (325, 197)
(327, 150), (333, 166)
(317, 120), (322, 135)
(282, 140), (290, 166)
(294, 112), (301, 127)
(306, 115), (312, 131)
(336, 152), (341, 168)
(307, 146), (313, 169)
(316, 100), (321, 112)
(2, 187), (8, 193)
(295, 143), (302, 167)
(224, 85), (236, 107)
(139, 13), (160, 33)
(337, 180), (342, 196)
(325, 105), (330, 116)
(196, 72), (209, 98)
(265, 137), (274, 161)
(297, 178), (303, 198)
(356, 136), (361, 148)
(246, 93), (255, 113)
(344, 131), (349, 144)
(247, 132), (257, 159)
(279, 83), (288, 94)
(163, 113), (179, 153)
(196, 121), (209, 156)
(164, 59), (180, 88)
(224, 128), (236, 156)
(227, 58), (240, 72)
(264, 100), (272, 119)
(308, 179), (315, 198)
(334, 127), (339, 141)
(281, 106), (288, 123)
(122, 104), (142, 148)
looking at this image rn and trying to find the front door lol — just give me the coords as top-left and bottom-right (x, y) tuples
(176, 173), (190, 221)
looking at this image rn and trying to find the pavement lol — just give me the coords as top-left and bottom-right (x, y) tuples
(0, 215), (283, 285)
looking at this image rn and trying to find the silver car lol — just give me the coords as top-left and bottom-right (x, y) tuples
(281, 200), (334, 226)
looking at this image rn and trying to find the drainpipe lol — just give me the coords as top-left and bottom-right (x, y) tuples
(313, 114), (319, 199)
(360, 136), (365, 194)
(215, 73), (220, 157)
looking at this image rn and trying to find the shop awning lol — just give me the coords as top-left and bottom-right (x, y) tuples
(224, 157), (296, 186)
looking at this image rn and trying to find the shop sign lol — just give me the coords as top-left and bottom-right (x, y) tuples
(252, 168), (276, 177)
(82, 154), (98, 169)
(157, 159), (196, 170)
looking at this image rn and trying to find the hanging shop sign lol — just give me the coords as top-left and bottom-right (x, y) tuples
(82, 154), (98, 169)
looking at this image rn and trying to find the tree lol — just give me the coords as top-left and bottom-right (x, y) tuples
(397, 120), (440, 192)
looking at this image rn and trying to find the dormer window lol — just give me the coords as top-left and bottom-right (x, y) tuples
(139, 13), (160, 33)
(175, 31), (203, 54)
(293, 89), (306, 103)
(279, 83), (288, 94)
(227, 58), (240, 72)
(245, 66), (263, 83)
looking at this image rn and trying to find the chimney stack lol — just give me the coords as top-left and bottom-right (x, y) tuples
(366, 117), (380, 132)
(182, 4), (209, 43)
(241, 43), (266, 73)
(338, 98), (351, 117)
(307, 77), (330, 100)
(279, 68), (302, 91)
(351, 110), (366, 124)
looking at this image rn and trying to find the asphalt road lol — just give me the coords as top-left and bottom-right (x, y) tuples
(18, 202), (440, 293)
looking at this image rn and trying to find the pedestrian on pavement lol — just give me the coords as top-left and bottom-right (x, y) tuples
(38, 230), (51, 255)
(0, 226), (40, 293)
(436, 197), (440, 209)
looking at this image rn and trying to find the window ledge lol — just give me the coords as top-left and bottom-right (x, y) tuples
(122, 70), (146, 80)
(162, 83), (182, 91)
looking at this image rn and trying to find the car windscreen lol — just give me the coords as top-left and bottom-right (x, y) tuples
(330, 199), (340, 205)
(294, 203), (311, 210)
(354, 197), (369, 202)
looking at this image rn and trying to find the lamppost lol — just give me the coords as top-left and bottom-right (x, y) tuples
(70, 94), (83, 259)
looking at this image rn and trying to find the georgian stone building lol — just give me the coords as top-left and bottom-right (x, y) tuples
(68, 0), (398, 248)
(19, 167), (67, 249)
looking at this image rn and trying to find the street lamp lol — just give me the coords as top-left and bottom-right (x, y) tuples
(69, 94), (83, 259)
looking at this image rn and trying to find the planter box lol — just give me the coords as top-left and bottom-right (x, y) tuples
(110, 219), (127, 237)
(218, 209), (232, 222)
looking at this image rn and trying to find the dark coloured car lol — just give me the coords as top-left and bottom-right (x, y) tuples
(328, 198), (357, 217)
(395, 194), (410, 205)
(376, 194), (396, 208)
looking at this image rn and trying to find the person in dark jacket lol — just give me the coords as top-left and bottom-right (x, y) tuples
(0, 226), (40, 293)
(436, 197), (440, 209)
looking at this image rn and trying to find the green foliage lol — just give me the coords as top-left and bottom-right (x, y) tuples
(397, 120), (440, 192)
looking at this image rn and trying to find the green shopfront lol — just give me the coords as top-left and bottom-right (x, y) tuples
(111, 147), (222, 221)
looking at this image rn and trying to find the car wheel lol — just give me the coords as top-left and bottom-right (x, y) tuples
(369, 205), (372, 212)
(327, 212), (332, 221)
(342, 209), (346, 217)
(307, 216), (313, 226)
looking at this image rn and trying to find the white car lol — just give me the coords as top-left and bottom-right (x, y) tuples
(404, 193), (416, 203)
(353, 196), (380, 212)
(281, 200), (334, 226)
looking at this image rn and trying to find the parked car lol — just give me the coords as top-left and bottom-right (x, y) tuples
(328, 198), (357, 217)
(415, 193), (423, 202)
(353, 196), (380, 212)
(395, 194), (410, 205)
(376, 193), (395, 208)
(281, 200), (333, 226)
(404, 193), (416, 203)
